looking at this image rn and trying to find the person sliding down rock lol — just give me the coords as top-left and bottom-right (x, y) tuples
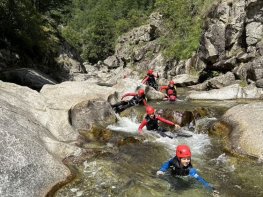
(156, 144), (219, 195)
(138, 106), (180, 138)
(111, 89), (147, 114)
(142, 69), (159, 90)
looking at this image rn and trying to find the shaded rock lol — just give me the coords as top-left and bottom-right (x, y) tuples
(247, 56), (263, 81)
(256, 78), (263, 87)
(190, 72), (236, 90)
(56, 40), (86, 81)
(0, 68), (57, 91)
(210, 57), (237, 71)
(236, 52), (255, 63)
(246, 22), (263, 45)
(70, 99), (116, 131)
(103, 55), (123, 69)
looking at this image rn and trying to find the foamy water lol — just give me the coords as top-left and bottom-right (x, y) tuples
(107, 115), (211, 159)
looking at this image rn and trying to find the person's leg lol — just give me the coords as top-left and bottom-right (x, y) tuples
(157, 126), (167, 132)
(112, 101), (128, 113)
(117, 103), (131, 113)
(113, 101), (133, 113)
(111, 101), (127, 108)
(156, 127), (173, 138)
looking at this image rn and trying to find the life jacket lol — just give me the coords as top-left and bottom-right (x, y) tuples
(129, 95), (145, 106)
(146, 74), (158, 89)
(166, 86), (177, 96)
(170, 156), (192, 176)
(145, 115), (159, 130)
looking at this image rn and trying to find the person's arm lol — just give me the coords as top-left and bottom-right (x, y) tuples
(157, 116), (175, 126)
(160, 86), (168, 92)
(121, 93), (137, 100)
(142, 99), (147, 106)
(159, 159), (173, 172)
(156, 158), (174, 175)
(189, 168), (214, 191)
(138, 119), (147, 134)
(142, 76), (149, 84)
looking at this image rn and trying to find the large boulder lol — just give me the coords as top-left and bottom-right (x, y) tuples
(188, 83), (263, 100)
(70, 99), (116, 131)
(0, 68), (57, 91)
(221, 102), (263, 158)
(0, 100), (71, 197)
(0, 81), (79, 197)
(190, 72), (236, 90)
(172, 74), (199, 87)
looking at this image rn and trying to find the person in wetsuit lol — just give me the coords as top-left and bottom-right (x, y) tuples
(163, 89), (177, 102)
(156, 144), (219, 194)
(138, 106), (180, 137)
(111, 89), (147, 114)
(160, 80), (177, 97)
(142, 69), (159, 90)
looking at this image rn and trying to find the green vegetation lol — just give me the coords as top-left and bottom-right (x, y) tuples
(62, 0), (216, 63)
(156, 0), (215, 60)
(0, 0), (71, 65)
(0, 0), (216, 69)
(61, 0), (155, 63)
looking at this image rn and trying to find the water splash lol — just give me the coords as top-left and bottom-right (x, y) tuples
(107, 115), (211, 159)
(107, 115), (140, 134)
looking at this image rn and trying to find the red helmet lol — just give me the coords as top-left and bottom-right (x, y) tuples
(138, 89), (145, 96)
(146, 106), (155, 115)
(167, 89), (174, 95)
(147, 69), (153, 75)
(176, 145), (191, 158)
(169, 80), (175, 85)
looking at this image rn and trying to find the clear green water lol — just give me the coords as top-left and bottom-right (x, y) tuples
(54, 88), (263, 197)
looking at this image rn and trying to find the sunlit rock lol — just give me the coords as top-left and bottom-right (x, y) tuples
(221, 102), (263, 158)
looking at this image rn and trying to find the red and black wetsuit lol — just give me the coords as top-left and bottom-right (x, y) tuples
(160, 85), (177, 96)
(142, 74), (159, 90)
(112, 93), (147, 113)
(138, 114), (175, 134)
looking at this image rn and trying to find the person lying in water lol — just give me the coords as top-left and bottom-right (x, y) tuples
(111, 89), (147, 114)
(157, 144), (219, 194)
(163, 89), (177, 102)
(138, 106), (180, 137)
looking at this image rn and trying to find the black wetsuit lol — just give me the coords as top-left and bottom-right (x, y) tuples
(112, 95), (146, 113)
(145, 74), (158, 90)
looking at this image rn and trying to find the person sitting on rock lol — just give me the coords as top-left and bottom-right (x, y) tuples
(156, 144), (219, 194)
(138, 106), (180, 137)
(163, 89), (177, 102)
(111, 89), (147, 114)
(142, 69), (159, 90)
(160, 80), (177, 97)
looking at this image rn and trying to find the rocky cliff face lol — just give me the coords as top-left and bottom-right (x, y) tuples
(198, 0), (263, 85)
(0, 35), (86, 88)
(91, 0), (263, 89)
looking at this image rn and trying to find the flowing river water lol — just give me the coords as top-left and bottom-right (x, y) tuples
(53, 88), (263, 197)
